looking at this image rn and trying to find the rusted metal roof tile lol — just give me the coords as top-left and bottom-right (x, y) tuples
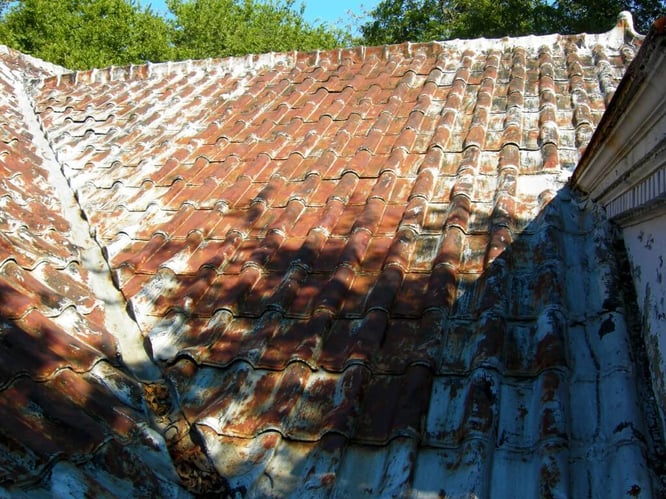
(0, 367), (180, 495)
(3, 13), (665, 497)
(0, 312), (103, 385)
(166, 359), (432, 443)
(0, 49), (184, 496)
(193, 428), (655, 498)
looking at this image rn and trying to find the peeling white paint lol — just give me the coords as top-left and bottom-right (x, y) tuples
(147, 312), (188, 362)
(162, 248), (195, 275)
(438, 12), (635, 54)
(515, 173), (561, 201)
(623, 216), (666, 431)
(89, 361), (144, 411)
(10, 56), (161, 381)
(221, 75), (251, 102)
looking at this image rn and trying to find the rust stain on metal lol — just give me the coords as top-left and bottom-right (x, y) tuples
(1, 12), (665, 497)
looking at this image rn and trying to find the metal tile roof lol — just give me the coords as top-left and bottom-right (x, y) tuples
(1, 12), (665, 497)
(0, 47), (185, 497)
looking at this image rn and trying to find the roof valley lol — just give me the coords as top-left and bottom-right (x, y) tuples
(15, 63), (160, 382)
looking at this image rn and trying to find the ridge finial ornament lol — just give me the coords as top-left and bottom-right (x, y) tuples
(617, 11), (639, 38)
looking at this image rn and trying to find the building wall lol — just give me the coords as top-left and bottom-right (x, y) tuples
(623, 214), (666, 429)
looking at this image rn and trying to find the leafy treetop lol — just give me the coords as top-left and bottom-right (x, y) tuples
(0, 0), (346, 69)
(0, 0), (173, 69)
(360, 0), (665, 45)
(167, 0), (345, 60)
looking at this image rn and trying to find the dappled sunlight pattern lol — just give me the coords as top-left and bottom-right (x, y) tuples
(1, 12), (664, 498)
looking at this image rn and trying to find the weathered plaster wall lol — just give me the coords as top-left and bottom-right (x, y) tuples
(623, 215), (666, 429)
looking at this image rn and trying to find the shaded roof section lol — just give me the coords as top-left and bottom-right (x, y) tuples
(2, 12), (665, 497)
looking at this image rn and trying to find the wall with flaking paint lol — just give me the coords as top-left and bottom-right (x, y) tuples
(624, 215), (666, 430)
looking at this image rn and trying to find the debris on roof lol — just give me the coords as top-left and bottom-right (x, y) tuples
(1, 11), (664, 498)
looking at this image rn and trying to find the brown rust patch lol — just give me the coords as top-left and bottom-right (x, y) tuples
(628, 484), (641, 496)
(171, 435), (230, 496)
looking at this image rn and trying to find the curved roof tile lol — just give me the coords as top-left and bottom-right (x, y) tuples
(1, 11), (664, 497)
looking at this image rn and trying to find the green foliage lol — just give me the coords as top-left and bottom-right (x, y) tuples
(361, 0), (666, 45)
(0, 0), (173, 69)
(360, 0), (449, 45)
(449, 0), (555, 38)
(544, 0), (665, 34)
(0, 0), (346, 69)
(360, 0), (550, 45)
(167, 0), (344, 60)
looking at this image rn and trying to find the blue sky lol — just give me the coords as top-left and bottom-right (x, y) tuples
(143, 1), (381, 31)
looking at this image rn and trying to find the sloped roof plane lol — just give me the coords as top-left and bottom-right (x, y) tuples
(1, 11), (664, 498)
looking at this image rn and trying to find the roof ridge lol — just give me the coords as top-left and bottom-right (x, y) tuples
(40, 43), (435, 89)
(39, 11), (643, 90)
(43, 50), (299, 89)
(0, 44), (67, 77)
(438, 10), (643, 52)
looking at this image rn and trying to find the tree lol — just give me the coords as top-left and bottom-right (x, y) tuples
(0, 0), (173, 69)
(0, 0), (348, 69)
(360, 0), (665, 45)
(360, 0), (450, 45)
(167, 0), (346, 60)
(545, 0), (665, 34)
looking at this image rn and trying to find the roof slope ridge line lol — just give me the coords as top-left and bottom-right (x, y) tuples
(17, 9), (645, 91)
(12, 65), (161, 382)
(0, 44), (67, 77)
(35, 38), (504, 91)
(41, 52), (292, 89)
(38, 42), (435, 89)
